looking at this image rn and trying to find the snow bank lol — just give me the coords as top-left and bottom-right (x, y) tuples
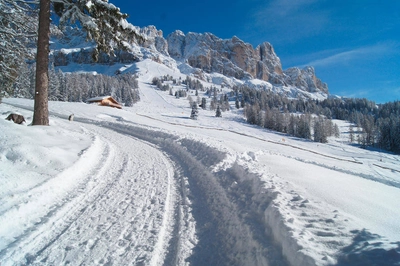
(0, 108), (92, 200)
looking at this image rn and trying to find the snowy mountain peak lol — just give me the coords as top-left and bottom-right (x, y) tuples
(159, 29), (328, 95)
(51, 24), (329, 99)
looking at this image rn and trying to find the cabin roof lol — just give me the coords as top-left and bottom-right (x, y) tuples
(86, 96), (122, 109)
(87, 96), (114, 102)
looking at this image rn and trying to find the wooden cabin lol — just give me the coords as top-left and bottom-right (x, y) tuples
(86, 96), (122, 109)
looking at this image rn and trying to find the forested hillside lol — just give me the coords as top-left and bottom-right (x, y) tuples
(149, 75), (399, 153)
(11, 64), (140, 106)
(232, 83), (400, 153)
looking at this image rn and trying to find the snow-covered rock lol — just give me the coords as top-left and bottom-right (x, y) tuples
(284, 66), (329, 94)
(139, 25), (169, 56)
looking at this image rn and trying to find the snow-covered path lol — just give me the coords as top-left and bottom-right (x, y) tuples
(0, 117), (179, 265)
(95, 120), (289, 265)
(1, 105), (289, 266)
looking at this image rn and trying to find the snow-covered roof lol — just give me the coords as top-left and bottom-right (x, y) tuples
(86, 96), (112, 102)
(86, 96), (122, 109)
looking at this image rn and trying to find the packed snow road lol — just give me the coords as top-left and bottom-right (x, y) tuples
(0, 119), (179, 265)
(1, 109), (288, 266)
(91, 119), (289, 266)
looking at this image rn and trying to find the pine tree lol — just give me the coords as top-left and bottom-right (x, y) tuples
(33, 0), (51, 125)
(288, 115), (297, 136)
(216, 105), (222, 117)
(28, 64), (37, 98)
(201, 97), (207, 110)
(32, 0), (144, 125)
(190, 102), (198, 120)
(298, 115), (311, 139)
(235, 98), (240, 109)
(334, 124), (340, 138)
(223, 96), (230, 111)
(48, 64), (61, 101)
(313, 117), (328, 143)
(12, 62), (32, 98)
(187, 95), (193, 106)
(0, 0), (37, 99)
(349, 124), (355, 143)
(240, 98), (245, 108)
(152, 77), (160, 85)
(124, 89), (134, 107)
(210, 96), (217, 111)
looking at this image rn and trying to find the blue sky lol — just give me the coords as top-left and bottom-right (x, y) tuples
(110, 0), (400, 103)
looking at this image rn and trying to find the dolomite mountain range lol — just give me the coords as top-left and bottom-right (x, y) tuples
(52, 25), (329, 96)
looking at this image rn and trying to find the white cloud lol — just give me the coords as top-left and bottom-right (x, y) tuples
(264, 0), (319, 16)
(302, 43), (398, 68)
(247, 0), (330, 44)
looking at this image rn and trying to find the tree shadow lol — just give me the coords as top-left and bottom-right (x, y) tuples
(336, 229), (400, 266)
(161, 114), (191, 120)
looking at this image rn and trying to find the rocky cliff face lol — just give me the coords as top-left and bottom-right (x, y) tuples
(139, 26), (168, 56)
(165, 31), (284, 83)
(51, 25), (328, 95)
(284, 66), (329, 93)
(164, 30), (328, 94)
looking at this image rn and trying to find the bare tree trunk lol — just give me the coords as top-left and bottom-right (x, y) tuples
(32, 0), (50, 125)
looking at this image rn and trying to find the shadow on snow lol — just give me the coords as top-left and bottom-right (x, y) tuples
(335, 229), (400, 266)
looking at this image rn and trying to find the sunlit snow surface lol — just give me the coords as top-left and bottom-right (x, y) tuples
(1, 59), (400, 266)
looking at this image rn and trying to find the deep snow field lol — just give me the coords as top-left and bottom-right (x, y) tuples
(1, 59), (400, 266)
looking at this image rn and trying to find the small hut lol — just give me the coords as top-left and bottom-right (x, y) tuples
(86, 96), (122, 109)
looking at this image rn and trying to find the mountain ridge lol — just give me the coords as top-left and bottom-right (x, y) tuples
(51, 24), (329, 99)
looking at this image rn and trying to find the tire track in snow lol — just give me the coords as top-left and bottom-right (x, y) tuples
(0, 122), (177, 266)
(149, 155), (175, 266)
(36, 124), (176, 266)
(0, 127), (95, 217)
(3, 102), (293, 265)
(162, 140), (288, 266)
(96, 121), (198, 266)
(0, 132), (111, 262)
(99, 121), (289, 266)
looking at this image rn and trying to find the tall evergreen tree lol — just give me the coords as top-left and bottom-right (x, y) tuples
(240, 97), (245, 108)
(216, 105), (222, 117)
(313, 117), (328, 143)
(334, 124), (340, 138)
(0, 0), (37, 100)
(298, 115), (311, 139)
(349, 124), (355, 143)
(32, 0), (143, 125)
(201, 97), (207, 110)
(12, 62), (33, 98)
(187, 95), (193, 106)
(235, 97), (240, 109)
(33, 0), (51, 125)
(190, 102), (198, 120)
(210, 96), (217, 111)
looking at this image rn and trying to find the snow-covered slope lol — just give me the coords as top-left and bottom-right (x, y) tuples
(1, 59), (399, 266)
